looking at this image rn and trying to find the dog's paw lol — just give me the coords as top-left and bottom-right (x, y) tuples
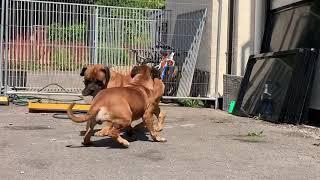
(154, 126), (163, 132)
(82, 141), (93, 146)
(117, 137), (130, 148)
(121, 140), (130, 148)
(155, 137), (167, 142)
(94, 131), (104, 137)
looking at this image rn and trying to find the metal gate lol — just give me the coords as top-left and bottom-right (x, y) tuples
(0, 0), (207, 99)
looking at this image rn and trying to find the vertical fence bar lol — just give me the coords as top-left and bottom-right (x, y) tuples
(124, 8), (128, 70)
(39, 1), (42, 76)
(47, 1), (50, 74)
(93, 7), (98, 64)
(41, 1), (45, 77)
(53, 3), (56, 73)
(22, 1), (27, 88)
(25, 0), (30, 88)
(71, 3), (74, 74)
(120, 8), (123, 68)
(84, 5), (87, 66)
(21, 0), (25, 88)
(57, 3), (61, 74)
(117, 8), (120, 67)
(67, 3), (71, 75)
(111, 8), (114, 65)
(61, 3), (65, 74)
(13, 0), (17, 88)
(104, 7), (107, 65)
(75, 4), (79, 70)
(0, 0), (6, 94)
(4, 0), (9, 94)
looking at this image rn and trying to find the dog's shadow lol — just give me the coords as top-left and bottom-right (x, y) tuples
(66, 138), (128, 149)
(67, 128), (151, 149)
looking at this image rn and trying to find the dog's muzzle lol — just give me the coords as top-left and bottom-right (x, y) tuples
(82, 80), (104, 97)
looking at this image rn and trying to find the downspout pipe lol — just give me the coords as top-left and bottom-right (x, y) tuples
(215, 0), (223, 109)
(254, 0), (266, 54)
(226, 0), (234, 74)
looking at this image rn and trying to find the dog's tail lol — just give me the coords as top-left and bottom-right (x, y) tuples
(67, 103), (97, 123)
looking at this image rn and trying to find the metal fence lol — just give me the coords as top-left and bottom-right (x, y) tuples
(0, 0), (208, 99)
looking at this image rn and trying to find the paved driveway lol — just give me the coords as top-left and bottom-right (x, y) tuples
(0, 105), (320, 180)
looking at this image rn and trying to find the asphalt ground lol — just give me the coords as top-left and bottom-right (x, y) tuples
(0, 105), (320, 180)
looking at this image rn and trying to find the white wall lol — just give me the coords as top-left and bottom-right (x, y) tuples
(232, 0), (255, 76)
(211, 0), (229, 97)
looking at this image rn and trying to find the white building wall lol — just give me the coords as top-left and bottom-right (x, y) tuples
(232, 0), (255, 76)
(212, 0), (229, 97)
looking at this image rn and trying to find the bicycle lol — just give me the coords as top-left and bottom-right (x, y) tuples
(130, 41), (178, 96)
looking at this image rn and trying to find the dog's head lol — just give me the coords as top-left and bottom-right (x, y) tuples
(130, 65), (161, 80)
(80, 64), (110, 97)
(129, 65), (162, 91)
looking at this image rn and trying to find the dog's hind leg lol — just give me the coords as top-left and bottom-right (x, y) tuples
(94, 121), (113, 137)
(108, 122), (131, 147)
(143, 109), (166, 142)
(153, 106), (166, 132)
(94, 122), (112, 137)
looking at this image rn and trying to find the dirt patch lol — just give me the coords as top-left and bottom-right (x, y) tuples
(165, 117), (188, 124)
(233, 137), (267, 143)
(282, 131), (309, 138)
(208, 117), (233, 123)
(313, 142), (320, 146)
(217, 134), (268, 143)
(21, 159), (52, 170)
(135, 149), (165, 162)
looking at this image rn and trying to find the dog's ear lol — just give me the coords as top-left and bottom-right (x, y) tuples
(80, 66), (87, 76)
(151, 67), (161, 79)
(130, 65), (141, 78)
(101, 66), (111, 86)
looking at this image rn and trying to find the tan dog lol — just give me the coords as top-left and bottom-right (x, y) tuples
(80, 64), (166, 131)
(68, 65), (166, 147)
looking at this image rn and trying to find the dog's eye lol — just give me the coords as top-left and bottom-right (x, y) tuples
(96, 81), (104, 85)
(83, 80), (90, 85)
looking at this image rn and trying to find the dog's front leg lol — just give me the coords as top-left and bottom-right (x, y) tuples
(143, 108), (166, 142)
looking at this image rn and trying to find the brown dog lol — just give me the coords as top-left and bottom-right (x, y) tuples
(79, 64), (166, 131)
(68, 65), (166, 147)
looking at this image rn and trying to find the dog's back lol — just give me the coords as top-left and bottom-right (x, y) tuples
(91, 86), (149, 121)
(107, 70), (131, 88)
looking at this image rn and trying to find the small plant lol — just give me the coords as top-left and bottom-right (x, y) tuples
(178, 99), (204, 108)
(247, 131), (264, 137)
(253, 114), (262, 120)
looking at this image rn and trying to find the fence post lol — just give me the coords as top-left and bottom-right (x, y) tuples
(94, 7), (99, 64)
(2, 0), (9, 95)
(0, 0), (5, 94)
